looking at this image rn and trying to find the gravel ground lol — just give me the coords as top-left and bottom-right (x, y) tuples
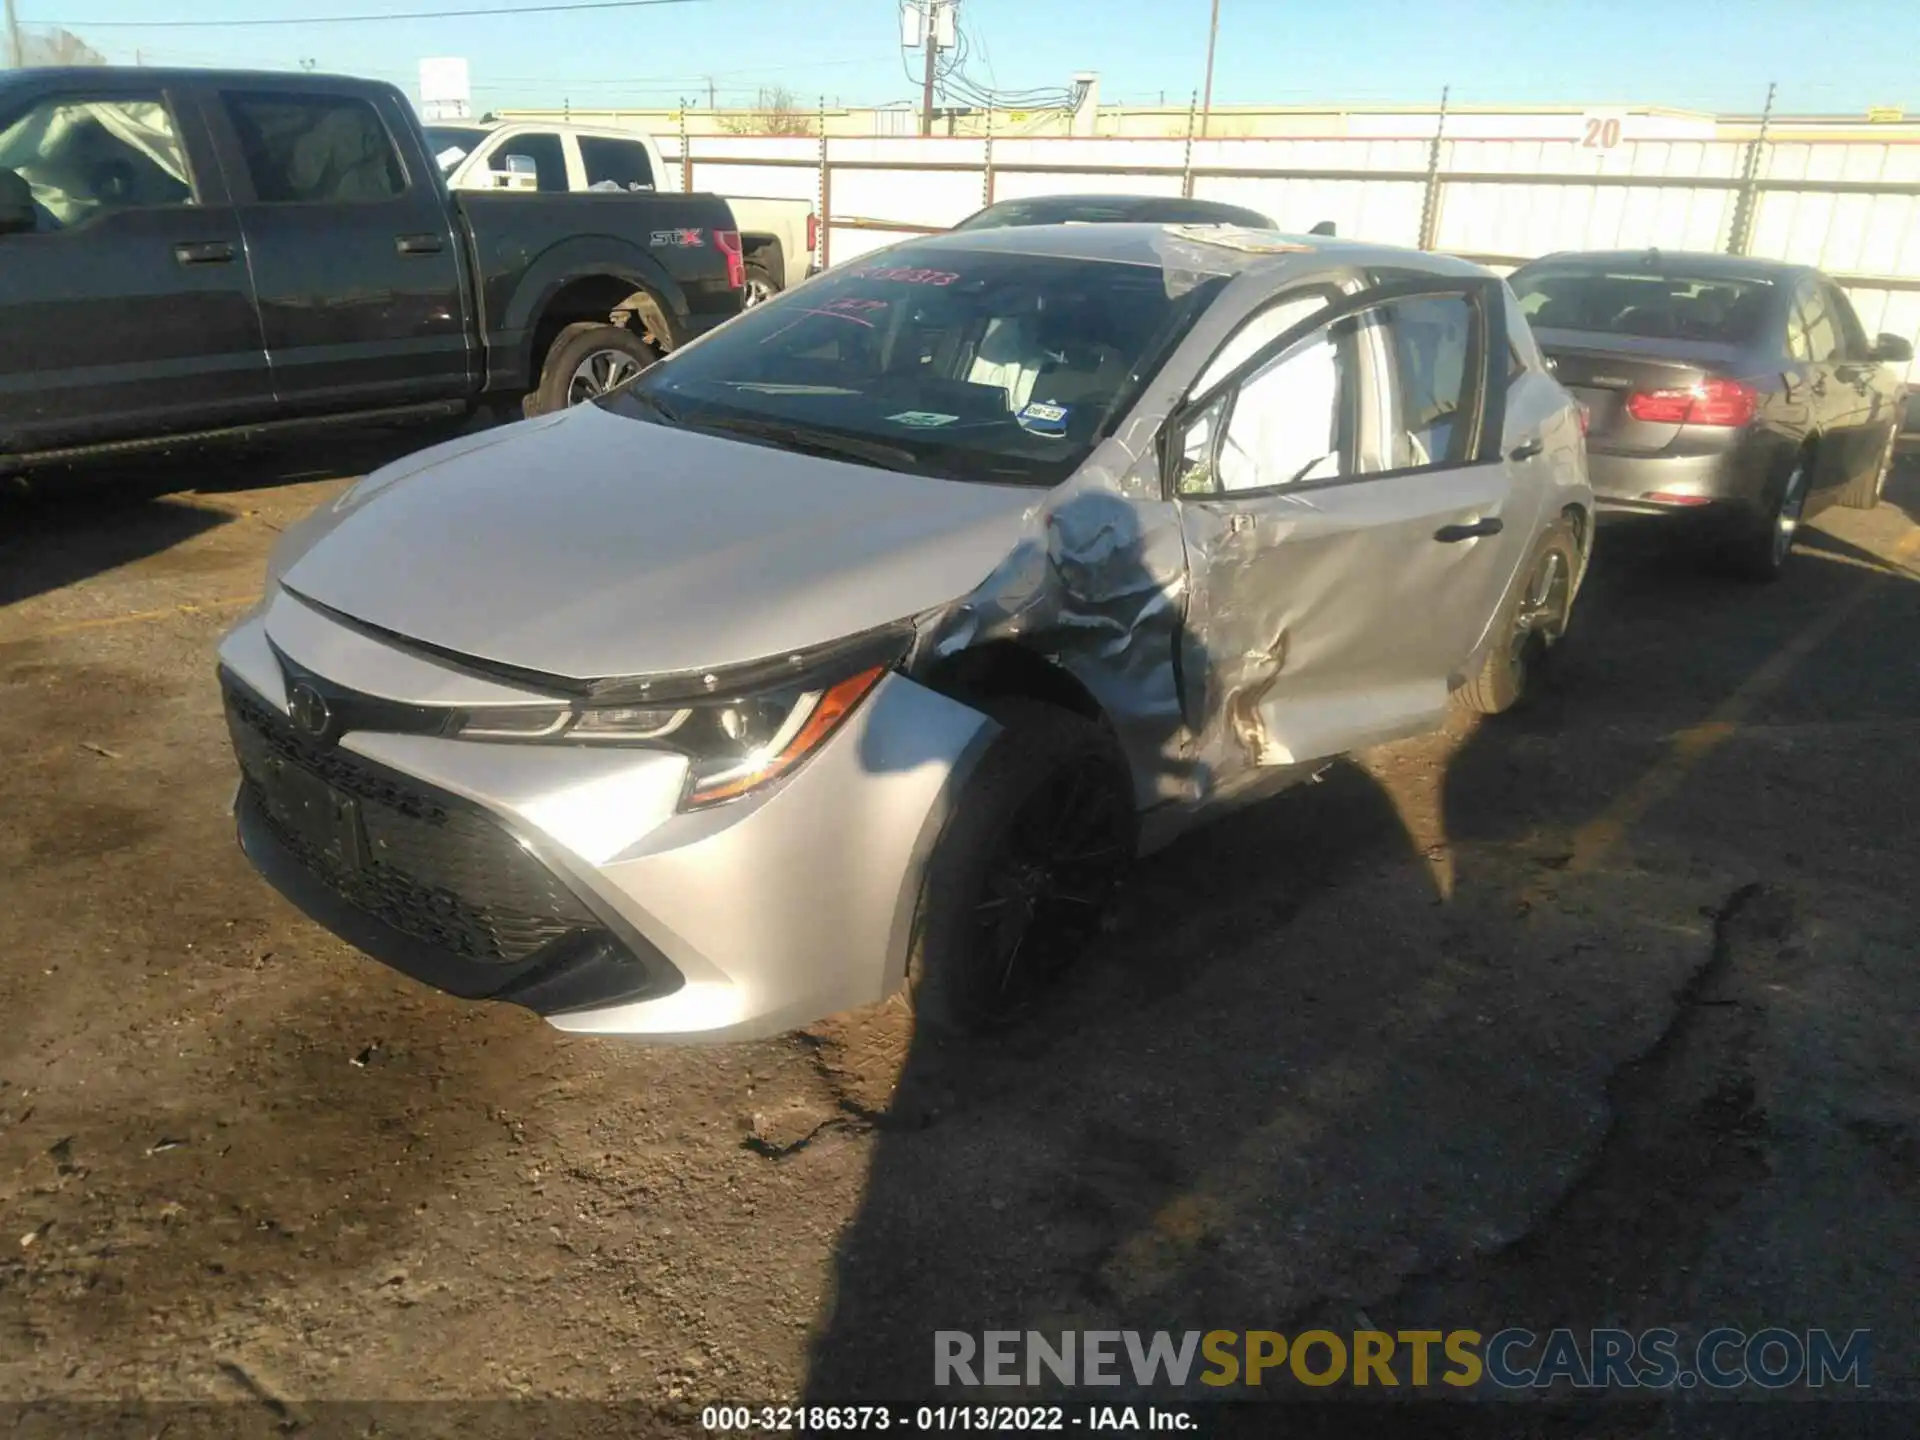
(2, 435), (1918, 1437)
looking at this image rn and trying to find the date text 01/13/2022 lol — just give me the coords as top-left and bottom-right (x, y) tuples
(699, 1403), (1199, 1431)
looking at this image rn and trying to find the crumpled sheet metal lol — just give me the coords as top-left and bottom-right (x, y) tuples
(917, 435), (1200, 810)
(910, 244), (1514, 834)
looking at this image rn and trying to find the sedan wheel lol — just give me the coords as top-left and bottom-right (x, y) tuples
(907, 702), (1134, 1034)
(1771, 463), (1809, 567)
(1838, 426), (1898, 510)
(1727, 460), (1809, 582)
(1459, 518), (1582, 716)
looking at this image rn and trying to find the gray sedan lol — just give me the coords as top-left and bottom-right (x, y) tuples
(1510, 249), (1912, 579)
(219, 225), (1592, 1041)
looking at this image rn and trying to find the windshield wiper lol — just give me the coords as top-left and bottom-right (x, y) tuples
(684, 414), (920, 471)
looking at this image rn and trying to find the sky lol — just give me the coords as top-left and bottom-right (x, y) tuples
(12, 0), (1918, 118)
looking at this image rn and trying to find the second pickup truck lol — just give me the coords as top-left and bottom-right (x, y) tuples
(0, 66), (746, 476)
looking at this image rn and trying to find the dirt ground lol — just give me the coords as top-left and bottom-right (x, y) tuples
(2, 432), (1918, 1436)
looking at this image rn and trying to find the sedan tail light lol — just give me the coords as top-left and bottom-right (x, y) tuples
(1625, 377), (1757, 428)
(714, 229), (746, 290)
(806, 210), (819, 260)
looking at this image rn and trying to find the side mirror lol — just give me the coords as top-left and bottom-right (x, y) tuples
(1872, 332), (1914, 364)
(0, 169), (37, 236)
(494, 154), (539, 190)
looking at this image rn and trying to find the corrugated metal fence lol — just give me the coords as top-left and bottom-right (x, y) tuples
(656, 125), (1920, 380)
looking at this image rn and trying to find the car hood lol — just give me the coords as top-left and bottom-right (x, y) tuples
(279, 402), (1043, 681)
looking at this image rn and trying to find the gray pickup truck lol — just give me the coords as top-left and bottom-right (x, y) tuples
(0, 66), (746, 476)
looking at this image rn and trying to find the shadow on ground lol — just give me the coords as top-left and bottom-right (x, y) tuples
(798, 505), (1920, 1430)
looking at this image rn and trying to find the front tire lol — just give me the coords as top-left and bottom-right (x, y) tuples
(1458, 518), (1580, 716)
(1723, 455), (1810, 582)
(905, 701), (1134, 1035)
(1836, 425), (1897, 510)
(525, 322), (657, 418)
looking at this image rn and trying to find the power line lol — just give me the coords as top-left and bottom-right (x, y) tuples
(29, 0), (711, 28)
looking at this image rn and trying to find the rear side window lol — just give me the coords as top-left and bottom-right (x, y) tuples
(580, 136), (654, 191)
(224, 92), (404, 203)
(1798, 285), (1842, 363)
(495, 131), (567, 192)
(1377, 294), (1474, 470)
(0, 94), (194, 231)
(1823, 283), (1871, 360)
(1511, 266), (1775, 345)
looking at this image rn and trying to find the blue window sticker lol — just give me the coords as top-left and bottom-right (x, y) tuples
(1017, 401), (1072, 436)
(886, 410), (959, 428)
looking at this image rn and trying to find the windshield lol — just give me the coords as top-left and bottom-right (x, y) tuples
(424, 124), (492, 171)
(1510, 265), (1777, 344)
(606, 247), (1223, 487)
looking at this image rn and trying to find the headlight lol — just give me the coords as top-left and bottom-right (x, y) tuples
(449, 626), (909, 809)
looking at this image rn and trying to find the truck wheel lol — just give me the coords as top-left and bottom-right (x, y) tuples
(743, 260), (780, 309)
(526, 322), (656, 417)
(905, 700), (1134, 1035)
(1837, 425), (1897, 510)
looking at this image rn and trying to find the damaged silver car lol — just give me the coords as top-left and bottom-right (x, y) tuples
(218, 224), (1593, 1041)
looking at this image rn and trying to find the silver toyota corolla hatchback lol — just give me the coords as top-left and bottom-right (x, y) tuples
(219, 225), (1593, 1041)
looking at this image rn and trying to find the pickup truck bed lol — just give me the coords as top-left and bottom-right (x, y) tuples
(0, 66), (745, 475)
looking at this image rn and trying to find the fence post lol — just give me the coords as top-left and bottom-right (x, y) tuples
(983, 105), (995, 208)
(1181, 90), (1197, 199)
(817, 95), (830, 270)
(1417, 84), (1449, 251)
(679, 105), (691, 194)
(1727, 81), (1777, 257)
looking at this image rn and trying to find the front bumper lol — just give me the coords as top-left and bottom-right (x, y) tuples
(218, 593), (996, 1041)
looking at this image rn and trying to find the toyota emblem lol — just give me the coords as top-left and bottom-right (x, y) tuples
(287, 681), (333, 741)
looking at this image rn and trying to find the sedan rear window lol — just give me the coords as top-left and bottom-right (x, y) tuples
(609, 248), (1223, 487)
(1510, 266), (1776, 344)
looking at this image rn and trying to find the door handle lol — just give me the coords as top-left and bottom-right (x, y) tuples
(1434, 517), (1505, 543)
(395, 234), (445, 255)
(173, 240), (233, 265)
(1507, 437), (1544, 462)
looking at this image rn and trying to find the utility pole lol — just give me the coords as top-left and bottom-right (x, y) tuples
(920, 0), (940, 137)
(706, 76), (715, 110)
(1199, 0), (1220, 138)
(5, 0), (25, 71)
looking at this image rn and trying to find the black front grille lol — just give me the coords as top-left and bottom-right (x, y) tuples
(224, 680), (601, 966)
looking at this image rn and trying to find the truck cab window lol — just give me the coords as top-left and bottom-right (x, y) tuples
(223, 93), (405, 204)
(0, 96), (193, 231)
(580, 136), (654, 192)
(495, 132), (567, 192)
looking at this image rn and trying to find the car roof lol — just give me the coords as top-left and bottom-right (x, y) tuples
(882, 222), (1489, 282)
(1517, 249), (1813, 283)
(977, 193), (1261, 214)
